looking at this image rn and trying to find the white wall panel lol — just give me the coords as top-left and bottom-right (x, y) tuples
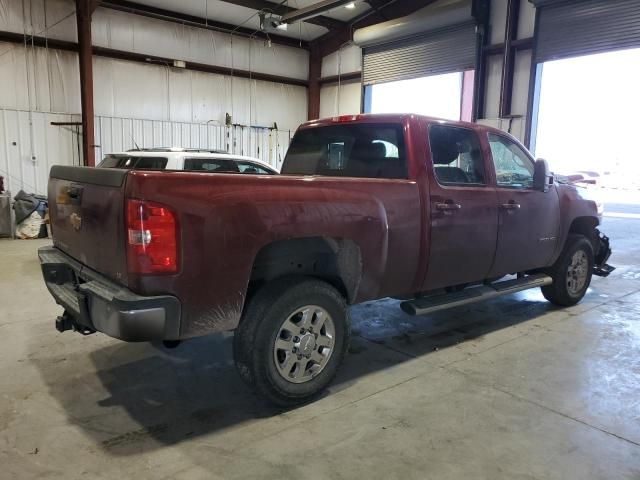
(319, 83), (362, 118)
(93, 58), (307, 129)
(479, 0), (534, 144)
(0, 106), (294, 198)
(512, 50), (532, 115)
(0, 109), (81, 195)
(517, 0), (536, 39)
(321, 44), (362, 78)
(0, 41), (80, 114)
(0, 41), (306, 131)
(489, 0), (508, 44)
(0, 0), (77, 42)
(483, 55), (503, 119)
(0, 0), (309, 80)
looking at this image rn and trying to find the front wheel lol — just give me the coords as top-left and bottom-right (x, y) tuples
(541, 234), (594, 306)
(233, 277), (350, 407)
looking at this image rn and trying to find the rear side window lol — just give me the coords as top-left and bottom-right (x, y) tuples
(98, 155), (167, 170)
(281, 123), (407, 179)
(183, 158), (239, 172)
(428, 124), (485, 186)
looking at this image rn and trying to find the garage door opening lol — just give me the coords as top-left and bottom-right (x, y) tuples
(530, 48), (640, 193)
(363, 70), (475, 121)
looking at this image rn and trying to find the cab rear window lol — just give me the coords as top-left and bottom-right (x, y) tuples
(281, 124), (407, 179)
(99, 155), (168, 169)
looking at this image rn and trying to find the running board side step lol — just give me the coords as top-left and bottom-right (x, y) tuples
(400, 274), (553, 316)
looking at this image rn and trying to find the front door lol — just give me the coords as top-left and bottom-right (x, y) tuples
(486, 133), (560, 277)
(423, 124), (499, 291)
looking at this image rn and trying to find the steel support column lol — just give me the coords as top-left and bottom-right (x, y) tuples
(498, 0), (520, 117)
(307, 45), (322, 120)
(76, 0), (96, 166)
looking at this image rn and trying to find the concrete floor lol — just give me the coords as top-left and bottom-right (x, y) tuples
(1, 216), (640, 479)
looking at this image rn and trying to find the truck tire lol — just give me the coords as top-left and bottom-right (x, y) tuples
(541, 234), (594, 307)
(233, 276), (350, 407)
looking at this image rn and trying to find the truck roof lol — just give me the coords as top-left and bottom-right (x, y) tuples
(300, 113), (512, 138)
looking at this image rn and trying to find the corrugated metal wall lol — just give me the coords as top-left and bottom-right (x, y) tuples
(0, 0), (305, 196)
(534, 0), (640, 63)
(95, 115), (291, 171)
(0, 108), (81, 196)
(0, 111), (292, 197)
(362, 23), (477, 86)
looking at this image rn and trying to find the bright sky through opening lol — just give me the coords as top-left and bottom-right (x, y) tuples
(535, 48), (640, 177)
(370, 72), (463, 121)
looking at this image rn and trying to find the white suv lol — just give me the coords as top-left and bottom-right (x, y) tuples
(98, 148), (278, 175)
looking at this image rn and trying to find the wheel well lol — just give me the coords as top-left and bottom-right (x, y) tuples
(248, 237), (362, 304)
(568, 216), (599, 250)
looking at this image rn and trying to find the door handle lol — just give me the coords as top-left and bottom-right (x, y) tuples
(435, 202), (462, 211)
(501, 201), (521, 210)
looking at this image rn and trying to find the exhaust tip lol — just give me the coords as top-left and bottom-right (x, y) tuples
(162, 340), (181, 349)
(400, 301), (417, 316)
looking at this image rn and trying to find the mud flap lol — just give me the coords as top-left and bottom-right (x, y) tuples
(593, 230), (615, 277)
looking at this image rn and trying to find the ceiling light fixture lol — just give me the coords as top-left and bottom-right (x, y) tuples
(280, 0), (360, 24)
(345, 2), (356, 9)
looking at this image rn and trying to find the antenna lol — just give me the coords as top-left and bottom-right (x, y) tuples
(130, 131), (141, 151)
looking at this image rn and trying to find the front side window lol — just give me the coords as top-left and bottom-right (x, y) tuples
(429, 124), (485, 186)
(236, 162), (274, 174)
(281, 123), (407, 179)
(488, 134), (535, 189)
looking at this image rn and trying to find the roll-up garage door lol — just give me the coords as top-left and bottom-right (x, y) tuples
(361, 22), (477, 86)
(533, 0), (640, 63)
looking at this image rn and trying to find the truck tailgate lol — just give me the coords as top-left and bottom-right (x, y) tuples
(48, 165), (129, 286)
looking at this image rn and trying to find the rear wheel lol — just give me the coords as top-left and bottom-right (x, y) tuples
(234, 277), (350, 407)
(541, 235), (594, 306)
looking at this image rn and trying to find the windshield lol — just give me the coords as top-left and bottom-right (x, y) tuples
(98, 155), (168, 170)
(281, 123), (407, 179)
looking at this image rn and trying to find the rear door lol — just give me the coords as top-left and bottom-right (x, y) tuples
(423, 124), (499, 290)
(486, 133), (560, 276)
(48, 166), (129, 285)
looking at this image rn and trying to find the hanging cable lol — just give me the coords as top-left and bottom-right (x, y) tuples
(43, 0), (53, 113)
(22, 0), (37, 170)
(0, 10), (75, 63)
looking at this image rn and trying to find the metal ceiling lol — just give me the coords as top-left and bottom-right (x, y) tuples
(122, 0), (372, 40)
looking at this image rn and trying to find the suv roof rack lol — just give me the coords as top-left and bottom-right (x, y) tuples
(126, 147), (229, 154)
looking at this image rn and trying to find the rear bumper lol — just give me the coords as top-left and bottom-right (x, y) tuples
(39, 246), (181, 341)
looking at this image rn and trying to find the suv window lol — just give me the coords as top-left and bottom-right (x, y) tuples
(488, 134), (534, 189)
(282, 124), (407, 179)
(429, 125), (485, 186)
(183, 158), (240, 173)
(98, 155), (168, 169)
(236, 162), (274, 174)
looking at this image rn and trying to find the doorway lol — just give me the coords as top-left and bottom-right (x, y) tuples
(530, 47), (640, 258)
(364, 70), (475, 121)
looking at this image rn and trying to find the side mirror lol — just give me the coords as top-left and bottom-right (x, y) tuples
(533, 158), (553, 192)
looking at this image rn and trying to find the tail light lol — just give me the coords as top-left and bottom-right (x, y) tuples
(126, 199), (178, 274)
(332, 114), (364, 123)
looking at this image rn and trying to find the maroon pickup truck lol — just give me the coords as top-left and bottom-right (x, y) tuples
(40, 114), (613, 405)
